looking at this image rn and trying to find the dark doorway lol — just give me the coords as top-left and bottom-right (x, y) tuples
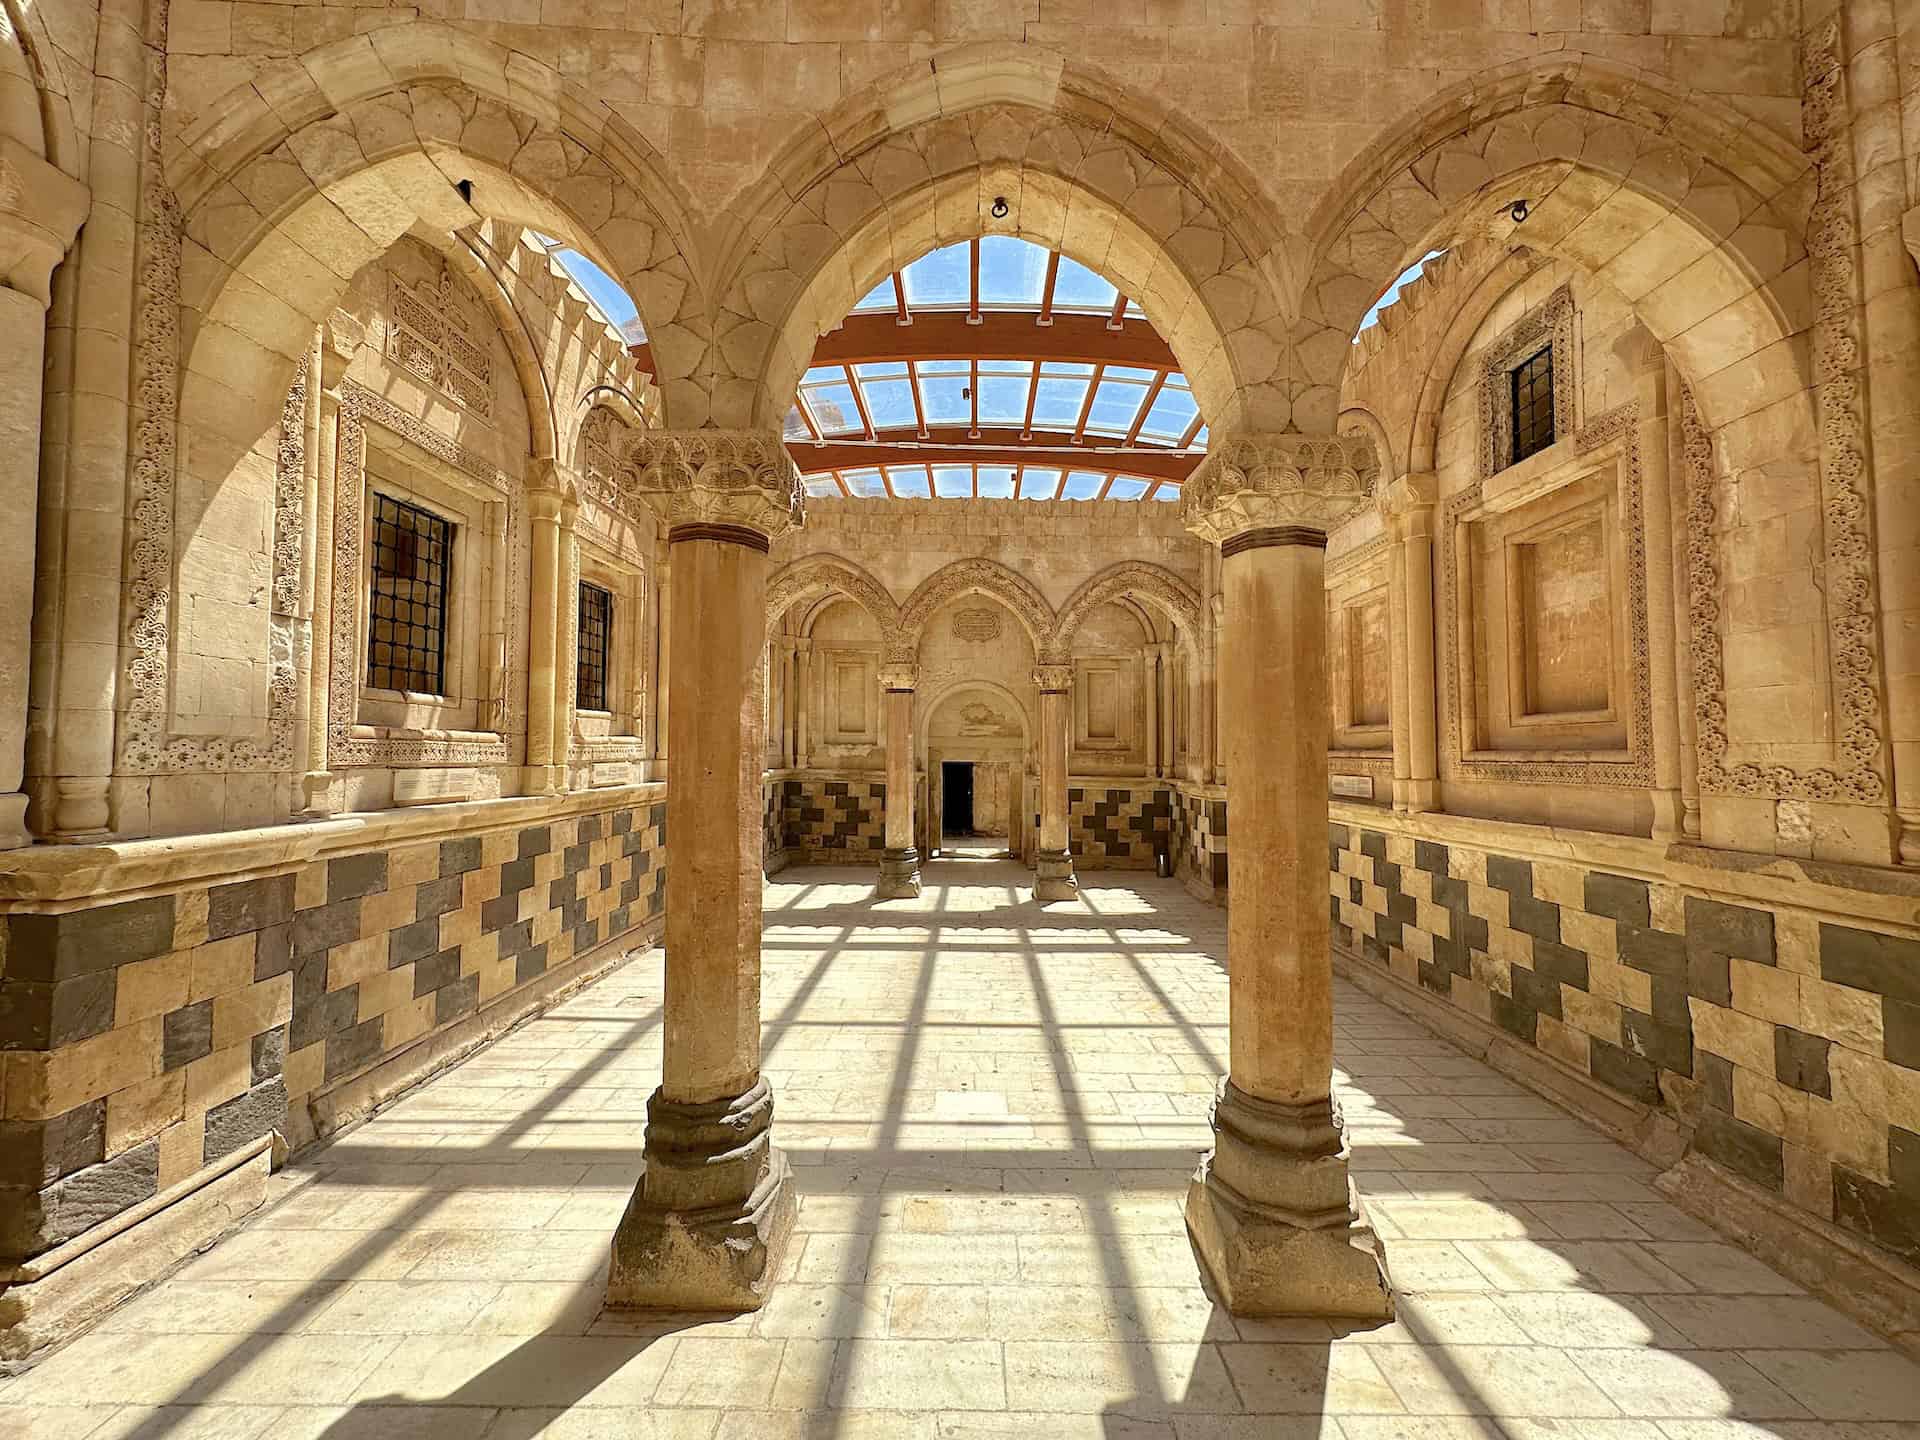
(941, 761), (975, 836)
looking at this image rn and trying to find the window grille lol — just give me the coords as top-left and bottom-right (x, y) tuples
(1510, 346), (1555, 465)
(577, 581), (613, 712)
(367, 492), (452, 695)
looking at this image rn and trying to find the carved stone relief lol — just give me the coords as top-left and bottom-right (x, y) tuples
(1478, 284), (1576, 482)
(386, 257), (493, 420)
(952, 608), (1003, 643)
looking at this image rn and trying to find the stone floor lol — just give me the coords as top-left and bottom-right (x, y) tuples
(8, 858), (1920, 1439)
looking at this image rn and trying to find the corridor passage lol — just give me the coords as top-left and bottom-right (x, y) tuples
(7, 860), (1920, 1437)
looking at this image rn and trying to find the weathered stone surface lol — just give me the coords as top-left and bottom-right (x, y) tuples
(5, 899), (176, 982)
(204, 1078), (288, 1164)
(207, 875), (294, 941)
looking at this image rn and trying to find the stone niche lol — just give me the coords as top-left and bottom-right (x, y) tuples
(1462, 454), (1631, 759)
(809, 600), (880, 761)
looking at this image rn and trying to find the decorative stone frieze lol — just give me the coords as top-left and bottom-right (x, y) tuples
(1181, 433), (1380, 545)
(1032, 664), (1075, 694)
(621, 429), (803, 542)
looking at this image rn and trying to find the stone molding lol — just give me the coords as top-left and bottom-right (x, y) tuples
(1051, 562), (1202, 650)
(1180, 433), (1379, 546)
(619, 429), (802, 540)
(1439, 400), (1655, 791)
(900, 558), (1060, 664)
(1476, 284), (1576, 482)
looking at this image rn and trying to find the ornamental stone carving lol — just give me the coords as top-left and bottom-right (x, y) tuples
(1181, 433), (1380, 545)
(1033, 664), (1075, 694)
(619, 429), (803, 539)
(878, 662), (918, 692)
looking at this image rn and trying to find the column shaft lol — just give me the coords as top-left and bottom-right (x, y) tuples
(1386, 532), (1413, 812)
(1402, 521), (1438, 813)
(1144, 644), (1162, 781)
(877, 673), (921, 897)
(0, 289), (49, 847)
(1034, 667), (1078, 900)
(298, 332), (358, 818)
(525, 492), (563, 796)
(551, 500), (578, 787)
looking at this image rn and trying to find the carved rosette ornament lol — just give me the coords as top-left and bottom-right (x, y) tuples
(1180, 433), (1380, 546)
(621, 429), (803, 545)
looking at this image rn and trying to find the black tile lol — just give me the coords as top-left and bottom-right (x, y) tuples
(292, 899), (360, 957)
(1507, 894), (1561, 944)
(1414, 840), (1449, 876)
(327, 852), (388, 904)
(1485, 854), (1531, 895)
(1591, 1038), (1661, 1105)
(1622, 1009), (1693, 1076)
(412, 948), (462, 998)
(1821, 923), (1920, 1006)
(4, 897), (176, 982)
(517, 825), (552, 860)
(440, 837), (482, 879)
(204, 1078), (288, 1165)
(50, 972), (116, 1047)
(1833, 1164), (1920, 1267)
(1531, 941), (1588, 991)
(436, 974), (480, 1025)
(324, 1017), (386, 1082)
(1686, 896), (1775, 965)
(1774, 1025), (1833, 1099)
(1696, 1110), (1784, 1190)
(1886, 997), (1920, 1070)
(1510, 965), (1563, 1022)
(1583, 872), (1650, 928)
(388, 917), (441, 969)
(253, 923), (293, 982)
(251, 1026), (287, 1084)
(162, 1000), (214, 1072)
(414, 876), (463, 922)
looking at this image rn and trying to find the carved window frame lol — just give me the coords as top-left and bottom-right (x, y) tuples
(329, 383), (525, 770)
(571, 532), (650, 771)
(1325, 535), (1393, 775)
(1479, 285), (1577, 482)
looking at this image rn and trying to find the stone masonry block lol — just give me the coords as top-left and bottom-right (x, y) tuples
(5, 898), (177, 983)
(1820, 923), (1920, 1007)
(1686, 896), (1776, 965)
(1886, 997), (1920, 1071)
(1484, 853), (1531, 895)
(293, 899), (361, 957)
(161, 1000), (215, 1073)
(0, 1136), (160, 1263)
(0, 1100), (105, 1187)
(1697, 1108), (1785, 1190)
(204, 1077), (288, 1164)
(1591, 1037), (1660, 1104)
(206, 874), (295, 941)
(1774, 1025), (1833, 1099)
(1621, 1007), (1693, 1076)
(1583, 871), (1652, 927)
(251, 1025), (286, 1084)
(327, 852), (389, 904)
(440, 836), (483, 877)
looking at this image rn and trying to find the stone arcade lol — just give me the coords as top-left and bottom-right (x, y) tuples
(4, 1), (1920, 1432)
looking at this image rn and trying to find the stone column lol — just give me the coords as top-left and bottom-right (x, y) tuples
(1634, 371), (1684, 840)
(1384, 475), (1438, 814)
(653, 544), (671, 778)
(552, 496), (579, 789)
(297, 318), (364, 819)
(525, 486), (565, 797)
(0, 163), (89, 848)
(1033, 662), (1078, 901)
(877, 660), (921, 898)
(1144, 643), (1162, 779)
(1180, 434), (1394, 1319)
(609, 429), (800, 1311)
(794, 638), (814, 769)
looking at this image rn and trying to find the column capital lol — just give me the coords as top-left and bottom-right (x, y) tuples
(0, 138), (87, 305)
(320, 311), (365, 390)
(1181, 432), (1379, 548)
(1033, 663), (1074, 694)
(878, 661), (918, 692)
(623, 428), (803, 546)
(1380, 472), (1438, 540)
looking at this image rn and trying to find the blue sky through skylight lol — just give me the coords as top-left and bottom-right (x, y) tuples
(530, 233), (645, 343)
(1354, 250), (1445, 340)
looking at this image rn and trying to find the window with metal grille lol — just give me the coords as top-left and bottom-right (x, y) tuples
(1510, 346), (1555, 465)
(577, 581), (613, 711)
(367, 492), (452, 695)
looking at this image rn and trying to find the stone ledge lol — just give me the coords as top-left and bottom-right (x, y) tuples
(0, 784), (668, 904)
(1335, 945), (1920, 1362)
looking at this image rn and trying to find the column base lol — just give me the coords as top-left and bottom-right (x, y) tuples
(1184, 1080), (1393, 1319)
(1033, 848), (1079, 901)
(607, 1079), (796, 1312)
(297, 771), (339, 820)
(876, 846), (921, 899)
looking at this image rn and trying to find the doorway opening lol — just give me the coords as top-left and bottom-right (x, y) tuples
(941, 761), (975, 838)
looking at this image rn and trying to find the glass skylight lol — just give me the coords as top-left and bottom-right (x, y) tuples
(862, 237), (1147, 317)
(1354, 250), (1446, 340)
(528, 232), (645, 344)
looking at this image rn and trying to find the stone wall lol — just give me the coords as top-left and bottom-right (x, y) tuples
(781, 778), (885, 855)
(1068, 783), (1170, 870)
(1171, 784), (1229, 898)
(1328, 809), (1920, 1270)
(0, 789), (665, 1267)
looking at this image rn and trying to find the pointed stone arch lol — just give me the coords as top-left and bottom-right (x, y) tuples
(900, 560), (1058, 663)
(765, 554), (903, 642)
(1050, 562), (1202, 654)
(707, 43), (1297, 441)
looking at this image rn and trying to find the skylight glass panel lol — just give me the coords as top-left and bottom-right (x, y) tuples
(978, 236), (1047, 307)
(1152, 482), (1181, 502)
(977, 466), (1016, 498)
(1051, 255), (1118, 312)
(1106, 476), (1150, 501)
(932, 465), (973, 499)
(803, 476), (841, 497)
(901, 245), (970, 308)
(1104, 365), (1158, 382)
(917, 369), (969, 425)
(977, 372), (1029, 426)
(783, 405), (810, 441)
(803, 365), (847, 384)
(1138, 386), (1199, 444)
(1021, 468), (1062, 500)
(1030, 375), (1090, 430)
(803, 382), (862, 436)
(852, 276), (896, 312)
(888, 465), (931, 498)
(1193, 425), (1210, 450)
(854, 361), (908, 378)
(1355, 249), (1446, 339)
(547, 247), (641, 337)
(1063, 471), (1106, 500)
(842, 468), (887, 498)
(856, 374), (916, 430)
(1085, 378), (1150, 437)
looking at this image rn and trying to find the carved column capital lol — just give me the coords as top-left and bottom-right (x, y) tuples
(319, 311), (365, 391)
(1033, 663), (1074, 694)
(1380, 472), (1438, 540)
(621, 428), (803, 545)
(1181, 432), (1379, 547)
(0, 138), (87, 305)
(878, 662), (918, 692)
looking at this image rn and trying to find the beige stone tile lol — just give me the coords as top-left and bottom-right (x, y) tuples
(1003, 1341), (1237, 1415)
(484, 1407), (721, 1438)
(830, 1340), (1005, 1411)
(301, 1280), (503, 1335)
(1220, 1342), (1403, 1414)
(1367, 1343), (1618, 1419)
(1734, 1351), (1920, 1422)
(346, 1335), (677, 1408)
(1568, 1347), (1807, 1419)
(651, 1338), (787, 1408)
